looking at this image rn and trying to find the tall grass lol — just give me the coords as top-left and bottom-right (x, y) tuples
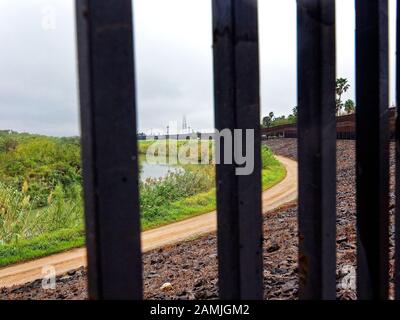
(261, 146), (281, 169)
(0, 182), (83, 245)
(0, 139), (285, 266)
(140, 166), (215, 227)
(0, 167), (213, 245)
(0, 144), (281, 245)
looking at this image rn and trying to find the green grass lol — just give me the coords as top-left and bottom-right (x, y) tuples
(0, 163), (285, 268)
(0, 140), (286, 267)
(262, 166), (286, 191)
(0, 228), (85, 267)
(142, 188), (216, 230)
(141, 162), (286, 230)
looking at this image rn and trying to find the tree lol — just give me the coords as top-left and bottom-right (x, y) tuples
(262, 112), (275, 128)
(292, 106), (298, 118)
(336, 98), (343, 115)
(336, 78), (350, 115)
(344, 99), (355, 114)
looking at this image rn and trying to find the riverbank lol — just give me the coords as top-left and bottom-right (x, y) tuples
(2, 139), (393, 300)
(0, 136), (285, 267)
(0, 155), (297, 296)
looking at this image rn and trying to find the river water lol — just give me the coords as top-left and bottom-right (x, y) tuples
(139, 156), (183, 181)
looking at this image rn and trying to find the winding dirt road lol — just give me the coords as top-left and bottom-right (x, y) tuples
(0, 156), (297, 289)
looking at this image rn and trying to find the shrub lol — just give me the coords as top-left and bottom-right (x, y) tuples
(140, 167), (214, 221)
(261, 146), (280, 169)
(0, 182), (83, 245)
(0, 136), (81, 208)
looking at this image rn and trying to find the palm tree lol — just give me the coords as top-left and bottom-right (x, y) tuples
(344, 99), (355, 114)
(269, 111), (274, 119)
(262, 112), (275, 128)
(336, 78), (350, 115)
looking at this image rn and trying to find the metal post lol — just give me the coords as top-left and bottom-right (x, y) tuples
(395, 0), (400, 301)
(297, 0), (337, 300)
(75, 0), (142, 299)
(356, 0), (389, 300)
(212, 0), (263, 299)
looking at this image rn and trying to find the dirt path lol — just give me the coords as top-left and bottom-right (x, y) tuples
(0, 156), (297, 289)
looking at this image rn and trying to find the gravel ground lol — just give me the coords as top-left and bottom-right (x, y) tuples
(0, 139), (395, 300)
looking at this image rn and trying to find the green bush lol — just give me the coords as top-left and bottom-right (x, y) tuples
(140, 167), (214, 223)
(0, 135), (286, 266)
(0, 136), (81, 208)
(261, 145), (280, 169)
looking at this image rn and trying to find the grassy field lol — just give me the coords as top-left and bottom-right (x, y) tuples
(0, 134), (285, 267)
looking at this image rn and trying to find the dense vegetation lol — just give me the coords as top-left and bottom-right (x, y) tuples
(0, 132), (285, 266)
(262, 108), (297, 129)
(0, 132), (82, 245)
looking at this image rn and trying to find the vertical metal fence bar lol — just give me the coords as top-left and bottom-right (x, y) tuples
(212, 0), (263, 299)
(297, 0), (337, 299)
(356, 0), (389, 300)
(396, 0), (400, 301)
(75, 0), (142, 299)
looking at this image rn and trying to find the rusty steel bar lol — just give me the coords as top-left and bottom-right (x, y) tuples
(297, 0), (337, 299)
(212, 0), (263, 299)
(396, 0), (400, 301)
(75, 0), (142, 299)
(356, 0), (389, 300)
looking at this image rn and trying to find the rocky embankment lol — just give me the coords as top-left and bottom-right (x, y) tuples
(0, 139), (396, 300)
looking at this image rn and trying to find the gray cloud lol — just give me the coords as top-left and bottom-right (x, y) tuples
(0, 0), (78, 136)
(0, 0), (397, 137)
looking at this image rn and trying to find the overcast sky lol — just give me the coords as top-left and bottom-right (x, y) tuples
(0, 0), (397, 136)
